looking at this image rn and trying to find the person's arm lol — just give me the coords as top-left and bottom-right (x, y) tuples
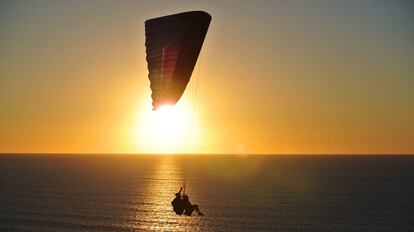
(179, 187), (183, 194)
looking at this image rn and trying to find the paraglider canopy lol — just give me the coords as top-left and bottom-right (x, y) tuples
(145, 11), (211, 110)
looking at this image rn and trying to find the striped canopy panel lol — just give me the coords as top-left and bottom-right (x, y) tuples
(145, 11), (211, 110)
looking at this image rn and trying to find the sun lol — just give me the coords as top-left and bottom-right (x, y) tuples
(132, 99), (200, 154)
(152, 105), (188, 139)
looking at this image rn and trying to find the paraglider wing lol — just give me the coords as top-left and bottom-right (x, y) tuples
(145, 11), (211, 110)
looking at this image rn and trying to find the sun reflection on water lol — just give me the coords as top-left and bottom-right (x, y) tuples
(131, 156), (203, 231)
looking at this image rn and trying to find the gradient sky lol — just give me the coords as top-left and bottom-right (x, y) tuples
(1, 0), (413, 154)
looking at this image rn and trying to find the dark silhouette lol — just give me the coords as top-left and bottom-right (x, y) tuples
(171, 187), (204, 216)
(171, 187), (184, 215)
(145, 11), (211, 110)
(183, 194), (204, 216)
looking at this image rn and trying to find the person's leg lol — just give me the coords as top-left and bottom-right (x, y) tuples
(193, 204), (199, 211)
(193, 204), (204, 215)
(185, 205), (195, 216)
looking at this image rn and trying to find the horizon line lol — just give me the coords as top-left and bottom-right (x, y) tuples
(0, 152), (413, 156)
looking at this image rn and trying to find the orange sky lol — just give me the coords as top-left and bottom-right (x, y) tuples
(1, 0), (413, 154)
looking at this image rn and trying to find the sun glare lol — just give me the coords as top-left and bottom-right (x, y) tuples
(153, 105), (187, 138)
(132, 99), (200, 154)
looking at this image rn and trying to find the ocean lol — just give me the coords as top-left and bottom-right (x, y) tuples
(0, 154), (413, 231)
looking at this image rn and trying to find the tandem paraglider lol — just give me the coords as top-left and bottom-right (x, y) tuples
(144, 11), (211, 215)
(172, 187), (204, 216)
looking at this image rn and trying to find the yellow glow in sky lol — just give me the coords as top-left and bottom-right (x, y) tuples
(131, 99), (201, 154)
(1, 0), (413, 154)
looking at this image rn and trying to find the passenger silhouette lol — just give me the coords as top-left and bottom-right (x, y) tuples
(182, 194), (204, 216)
(171, 187), (184, 215)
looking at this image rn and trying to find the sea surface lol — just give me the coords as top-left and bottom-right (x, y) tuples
(0, 154), (413, 231)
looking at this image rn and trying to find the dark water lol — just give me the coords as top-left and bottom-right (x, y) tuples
(1, 154), (413, 231)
